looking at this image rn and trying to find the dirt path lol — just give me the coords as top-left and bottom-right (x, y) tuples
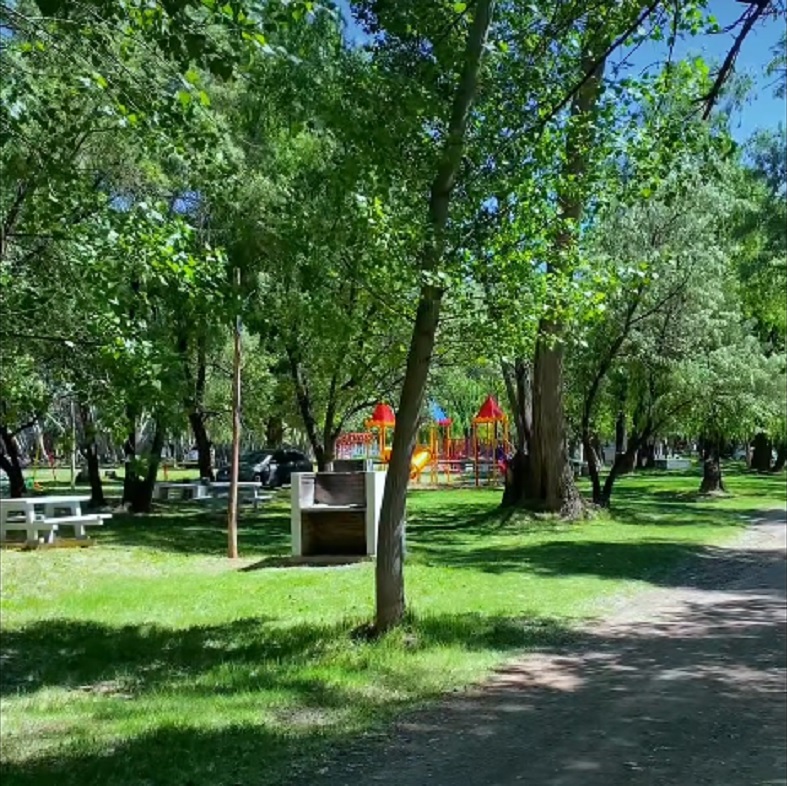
(300, 510), (786, 786)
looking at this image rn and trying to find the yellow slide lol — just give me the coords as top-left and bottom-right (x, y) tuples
(410, 447), (432, 480)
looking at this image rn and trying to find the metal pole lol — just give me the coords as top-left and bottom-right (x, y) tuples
(227, 267), (241, 559)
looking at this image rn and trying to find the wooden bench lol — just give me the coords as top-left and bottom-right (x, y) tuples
(291, 471), (385, 557)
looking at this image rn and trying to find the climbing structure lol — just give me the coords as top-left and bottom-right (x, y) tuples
(472, 395), (510, 486)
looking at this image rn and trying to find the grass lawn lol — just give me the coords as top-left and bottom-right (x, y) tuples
(1, 466), (784, 785)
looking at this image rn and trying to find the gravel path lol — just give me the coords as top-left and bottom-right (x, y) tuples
(298, 509), (786, 786)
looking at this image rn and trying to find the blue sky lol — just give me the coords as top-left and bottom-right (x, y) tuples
(337, 0), (784, 142)
(626, 0), (785, 141)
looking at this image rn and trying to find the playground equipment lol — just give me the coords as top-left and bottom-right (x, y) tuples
(472, 395), (510, 486)
(364, 403), (396, 462)
(26, 441), (56, 492)
(337, 397), (511, 487)
(336, 431), (374, 460)
(410, 447), (432, 480)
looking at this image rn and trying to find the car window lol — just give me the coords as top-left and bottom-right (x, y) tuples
(242, 450), (272, 464)
(284, 451), (303, 463)
(272, 450), (287, 463)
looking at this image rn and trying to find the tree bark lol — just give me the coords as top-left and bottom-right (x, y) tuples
(375, 0), (496, 632)
(615, 409), (626, 456)
(287, 345), (329, 470)
(699, 437), (725, 494)
(502, 358), (532, 453)
(771, 442), (786, 473)
(501, 359), (532, 507)
(524, 41), (606, 518)
(181, 333), (214, 480)
(121, 406), (137, 505)
(266, 416), (284, 447)
(751, 432), (772, 473)
(598, 421), (654, 507)
(78, 403), (106, 507)
(189, 411), (213, 480)
(0, 424), (26, 497)
(125, 419), (165, 513)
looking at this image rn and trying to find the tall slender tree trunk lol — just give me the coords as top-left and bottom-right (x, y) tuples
(524, 42), (606, 518)
(181, 334), (214, 480)
(79, 403), (106, 507)
(615, 409), (626, 456)
(122, 406), (137, 505)
(375, 0), (496, 632)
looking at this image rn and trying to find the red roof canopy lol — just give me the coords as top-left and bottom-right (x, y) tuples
(366, 402), (396, 427)
(473, 395), (506, 424)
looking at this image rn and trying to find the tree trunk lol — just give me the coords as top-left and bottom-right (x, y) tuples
(79, 404), (106, 507)
(181, 333), (214, 480)
(599, 422), (653, 507)
(189, 412), (214, 480)
(318, 425), (338, 472)
(501, 448), (529, 507)
(266, 416), (283, 447)
(126, 419), (165, 513)
(522, 40), (605, 518)
(375, 0), (496, 632)
(615, 410), (626, 456)
(287, 346), (329, 471)
(501, 359), (532, 507)
(751, 432), (772, 473)
(501, 358), (531, 453)
(122, 407), (137, 505)
(582, 431), (602, 505)
(698, 436), (725, 494)
(0, 424), (26, 497)
(771, 442), (787, 473)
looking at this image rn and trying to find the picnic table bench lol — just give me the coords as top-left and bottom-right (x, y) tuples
(154, 480), (272, 509)
(0, 495), (111, 545)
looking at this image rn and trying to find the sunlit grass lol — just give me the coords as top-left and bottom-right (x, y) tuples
(1, 466), (783, 785)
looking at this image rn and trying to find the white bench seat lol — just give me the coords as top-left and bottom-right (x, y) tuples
(303, 504), (365, 512)
(1, 521), (59, 544)
(40, 514), (105, 539)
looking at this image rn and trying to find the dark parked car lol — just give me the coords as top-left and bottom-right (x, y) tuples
(215, 448), (312, 487)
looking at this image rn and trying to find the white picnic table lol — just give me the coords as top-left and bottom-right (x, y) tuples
(153, 481), (211, 501)
(0, 495), (111, 545)
(207, 482), (273, 510)
(153, 480), (272, 509)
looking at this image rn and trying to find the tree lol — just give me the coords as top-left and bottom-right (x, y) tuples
(372, 0), (497, 632)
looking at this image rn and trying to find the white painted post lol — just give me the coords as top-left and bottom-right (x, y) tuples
(364, 470), (387, 556)
(291, 473), (303, 556)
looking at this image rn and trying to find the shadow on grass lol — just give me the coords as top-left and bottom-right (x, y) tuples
(414, 538), (787, 590)
(303, 588), (787, 786)
(96, 502), (292, 557)
(0, 611), (571, 700)
(3, 578), (785, 786)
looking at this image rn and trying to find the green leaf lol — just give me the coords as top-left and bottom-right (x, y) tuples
(453, 2), (467, 12)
